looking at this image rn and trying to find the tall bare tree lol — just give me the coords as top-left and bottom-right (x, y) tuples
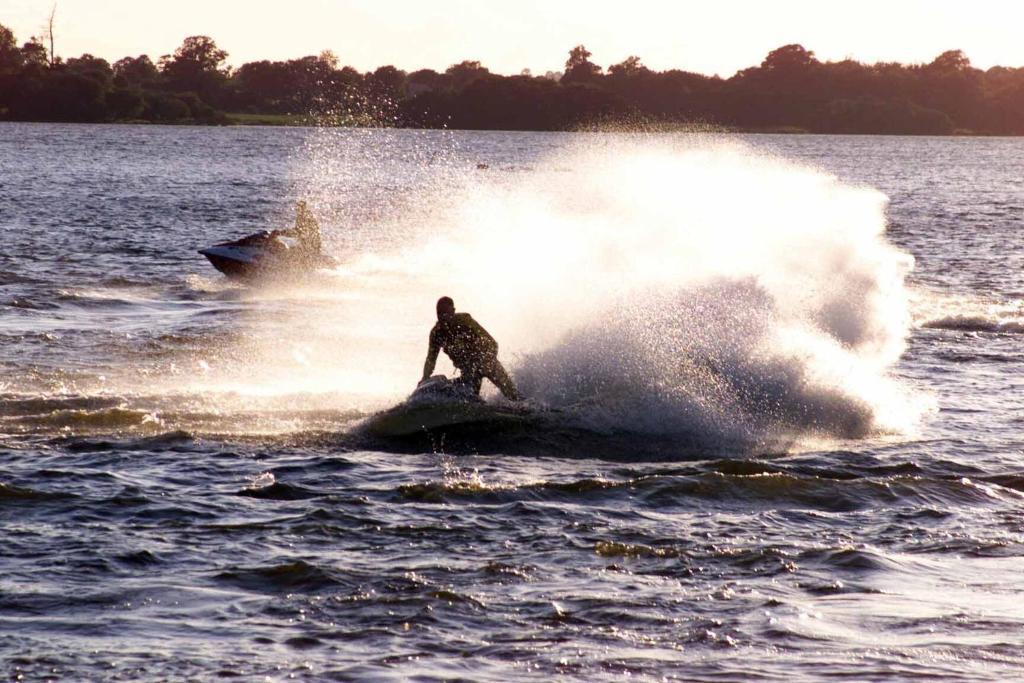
(41, 4), (56, 66)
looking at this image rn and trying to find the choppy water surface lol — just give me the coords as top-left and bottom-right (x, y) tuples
(1, 124), (1023, 680)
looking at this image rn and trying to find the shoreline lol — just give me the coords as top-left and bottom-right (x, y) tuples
(0, 116), (1010, 137)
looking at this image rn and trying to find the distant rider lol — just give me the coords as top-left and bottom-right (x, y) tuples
(278, 200), (322, 256)
(422, 296), (521, 401)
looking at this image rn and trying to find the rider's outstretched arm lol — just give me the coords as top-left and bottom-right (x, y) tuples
(422, 332), (441, 381)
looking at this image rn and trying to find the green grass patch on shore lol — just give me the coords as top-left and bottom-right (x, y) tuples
(225, 112), (319, 126)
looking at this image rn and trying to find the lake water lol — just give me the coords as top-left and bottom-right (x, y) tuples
(1, 123), (1023, 680)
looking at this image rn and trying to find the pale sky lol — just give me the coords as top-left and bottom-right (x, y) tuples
(4, 0), (1024, 77)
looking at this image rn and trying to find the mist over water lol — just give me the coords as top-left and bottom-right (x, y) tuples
(214, 134), (922, 447)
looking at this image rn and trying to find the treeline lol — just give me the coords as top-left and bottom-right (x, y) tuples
(2, 25), (1024, 134)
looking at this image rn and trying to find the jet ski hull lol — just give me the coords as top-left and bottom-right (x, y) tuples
(360, 376), (529, 438)
(198, 231), (336, 280)
(198, 245), (268, 279)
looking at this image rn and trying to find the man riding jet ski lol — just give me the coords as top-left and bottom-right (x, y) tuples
(198, 201), (336, 280)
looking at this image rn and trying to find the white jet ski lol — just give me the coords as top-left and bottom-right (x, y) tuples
(198, 230), (336, 280)
(408, 375), (484, 404)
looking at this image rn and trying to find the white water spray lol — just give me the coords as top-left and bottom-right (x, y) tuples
(196, 132), (922, 446)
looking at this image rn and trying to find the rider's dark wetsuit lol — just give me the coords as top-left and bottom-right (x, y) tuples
(423, 313), (521, 400)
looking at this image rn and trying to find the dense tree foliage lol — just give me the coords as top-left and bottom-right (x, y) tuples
(158, 35), (229, 105)
(0, 25), (1022, 134)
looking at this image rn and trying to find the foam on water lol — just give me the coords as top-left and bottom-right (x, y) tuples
(913, 287), (1024, 334)
(185, 133), (922, 447)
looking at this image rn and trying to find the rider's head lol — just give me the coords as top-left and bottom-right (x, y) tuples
(436, 296), (455, 321)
